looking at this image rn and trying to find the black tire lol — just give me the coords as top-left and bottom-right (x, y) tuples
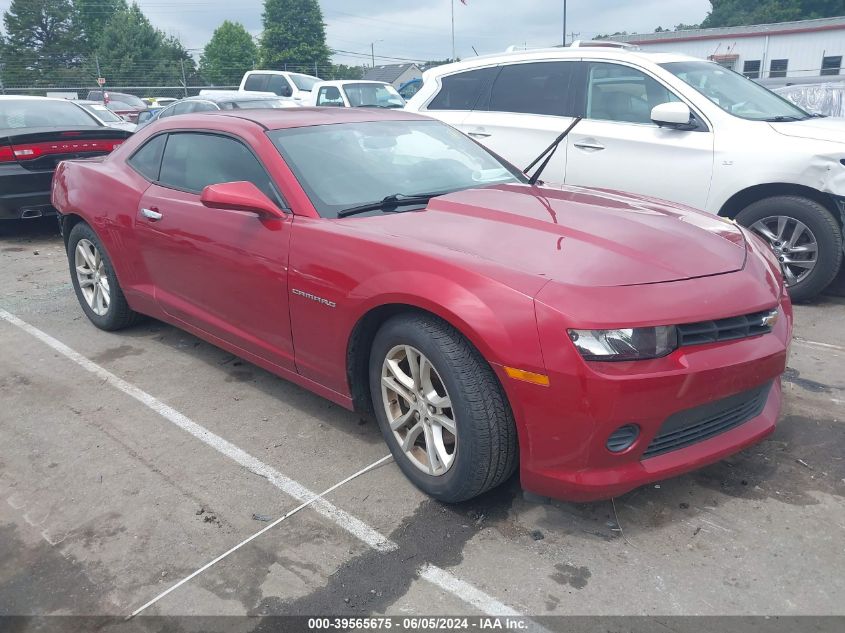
(67, 222), (141, 331)
(736, 196), (843, 302)
(369, 313), (518, 503)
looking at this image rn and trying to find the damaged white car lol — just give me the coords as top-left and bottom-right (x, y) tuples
(407, 48), (845, 301)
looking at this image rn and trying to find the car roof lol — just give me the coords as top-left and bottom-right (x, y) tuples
(422, 47), (703, 77)
(315, 80), (391, 87)
(0, 95), (69, 101)
(182, 94), (285, 104)
(245, 70), (320, 78)
(197, 106), (426, 131)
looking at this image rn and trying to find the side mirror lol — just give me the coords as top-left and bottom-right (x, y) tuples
(651, 102), (698, 130)
(200, 181), (286, 219)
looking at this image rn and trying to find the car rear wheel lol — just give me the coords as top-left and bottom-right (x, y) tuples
(735, 196), (843, 302)
(67, 222), (140, 331)
(369, 313), (518, 503)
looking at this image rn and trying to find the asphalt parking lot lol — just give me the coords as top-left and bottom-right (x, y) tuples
(1, 219), (844, 622)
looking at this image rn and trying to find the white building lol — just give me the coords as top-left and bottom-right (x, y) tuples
(615, 16), (845, 86)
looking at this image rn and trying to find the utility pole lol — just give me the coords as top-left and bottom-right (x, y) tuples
(180, 59), (188, 97)
(569, 31), (580, 44)
(562, 0), (566, 47)
(451, 0), (455, 61)
(371, 42), (375, 68)
(95, 54), (101, 80)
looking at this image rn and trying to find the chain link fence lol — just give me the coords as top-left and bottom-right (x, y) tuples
(0, 61), (367, 99)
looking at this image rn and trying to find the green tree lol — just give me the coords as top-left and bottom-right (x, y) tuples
(95, 3), (193, 87)
(259, 0), (330, 70)
(323, 63), (364, 80)
(701, 0), (843, 28)
(200, 21), (257, 85)
(1, 0), (82, 85)
(74, 0), (127, 51)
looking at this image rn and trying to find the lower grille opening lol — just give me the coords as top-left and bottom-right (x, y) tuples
(642, 382), (772, 459)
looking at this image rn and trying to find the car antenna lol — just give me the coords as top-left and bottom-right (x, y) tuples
(525, 116), (582, 186)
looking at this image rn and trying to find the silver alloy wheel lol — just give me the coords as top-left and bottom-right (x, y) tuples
(380, 345), (457, 476)
(750, 215), (819, 286)
(75, 238), (110, 316)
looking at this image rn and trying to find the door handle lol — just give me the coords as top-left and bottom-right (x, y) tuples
(573, 141), (605, 151)
(467, 131), (491, 139)
(141, 208), (163, 221)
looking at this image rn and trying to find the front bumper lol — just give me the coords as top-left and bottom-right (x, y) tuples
(502, 266), (793, 502)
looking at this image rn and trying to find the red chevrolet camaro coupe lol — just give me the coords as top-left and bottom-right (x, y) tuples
(52, 108), (792, 503)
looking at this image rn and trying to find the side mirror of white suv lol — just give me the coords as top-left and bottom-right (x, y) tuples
(651, 102), (697, 130)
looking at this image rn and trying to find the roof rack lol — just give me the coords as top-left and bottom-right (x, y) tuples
(570, 40), (639, 51)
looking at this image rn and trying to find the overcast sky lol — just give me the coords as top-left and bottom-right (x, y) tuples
(0, 0), (712, 64)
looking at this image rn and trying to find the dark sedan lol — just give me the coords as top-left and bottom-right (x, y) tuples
(0, 96), (131, 221)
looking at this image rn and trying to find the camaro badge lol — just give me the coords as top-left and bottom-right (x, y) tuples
(760, 310), (779, 328)
(292, 288), (336, 308)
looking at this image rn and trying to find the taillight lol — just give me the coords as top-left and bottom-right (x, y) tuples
(1, 139), (124, 161)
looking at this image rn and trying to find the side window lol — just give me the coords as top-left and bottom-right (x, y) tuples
(172, 101), (195, 115)
(488, 61), (575, 116)
(585, 62), (679, 124)
(158, 104), (177, 119)
(317, 86), (344, 106)
(128, 134), (167, 181)
(427, 67), (498, 111)
(191, 102), (218, 113)
(244, 73), (269, 91)
(158, 133), (279, 203)
(266, 75), (293, 97)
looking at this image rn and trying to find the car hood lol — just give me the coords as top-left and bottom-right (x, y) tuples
(352, 184), (747, 288)
(769, 117), (845, 143)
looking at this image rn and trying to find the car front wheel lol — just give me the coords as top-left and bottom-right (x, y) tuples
(736, 196), (843, 302)
(369, 313), (518, 503)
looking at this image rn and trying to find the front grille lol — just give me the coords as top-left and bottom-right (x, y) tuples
(642, 382), (772, 459)
(676, 309), (776, 347)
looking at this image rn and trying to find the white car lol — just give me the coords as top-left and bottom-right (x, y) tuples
(238, 70), (321, 104)
(72, 100), (137, 132)
(406, 45), (845, 301)
(308, 80), (405, 108)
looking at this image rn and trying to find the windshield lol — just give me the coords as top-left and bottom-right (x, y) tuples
(0, 99), (99, 129)
(660, 61), (810, 121)
(343, 83), (405, 108)
(290, 73), (321, 92)
(80, 103), (122, 123)
(224, 99), (292, 110)
(269, 119), (524, 218)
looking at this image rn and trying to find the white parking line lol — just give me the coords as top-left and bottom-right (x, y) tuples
(131, 455), (394, 618)
(0, 308), (524, 617)
(793, 337), (845, 354)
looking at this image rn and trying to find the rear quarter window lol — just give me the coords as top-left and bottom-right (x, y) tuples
(128, 134), (167, 181)
(427, 67), (498, 111)
(244, 73), (270, 91)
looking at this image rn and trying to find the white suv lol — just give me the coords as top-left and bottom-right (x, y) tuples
(406, 46), (845, 301)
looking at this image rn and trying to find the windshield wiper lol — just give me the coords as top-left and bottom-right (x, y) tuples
(764, 115), (808, 122)
(337, 192), (446, 218)
(524, 117), (582, 185)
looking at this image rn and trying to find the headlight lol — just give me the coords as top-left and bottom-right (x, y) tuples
(568, 326), (678, 361)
